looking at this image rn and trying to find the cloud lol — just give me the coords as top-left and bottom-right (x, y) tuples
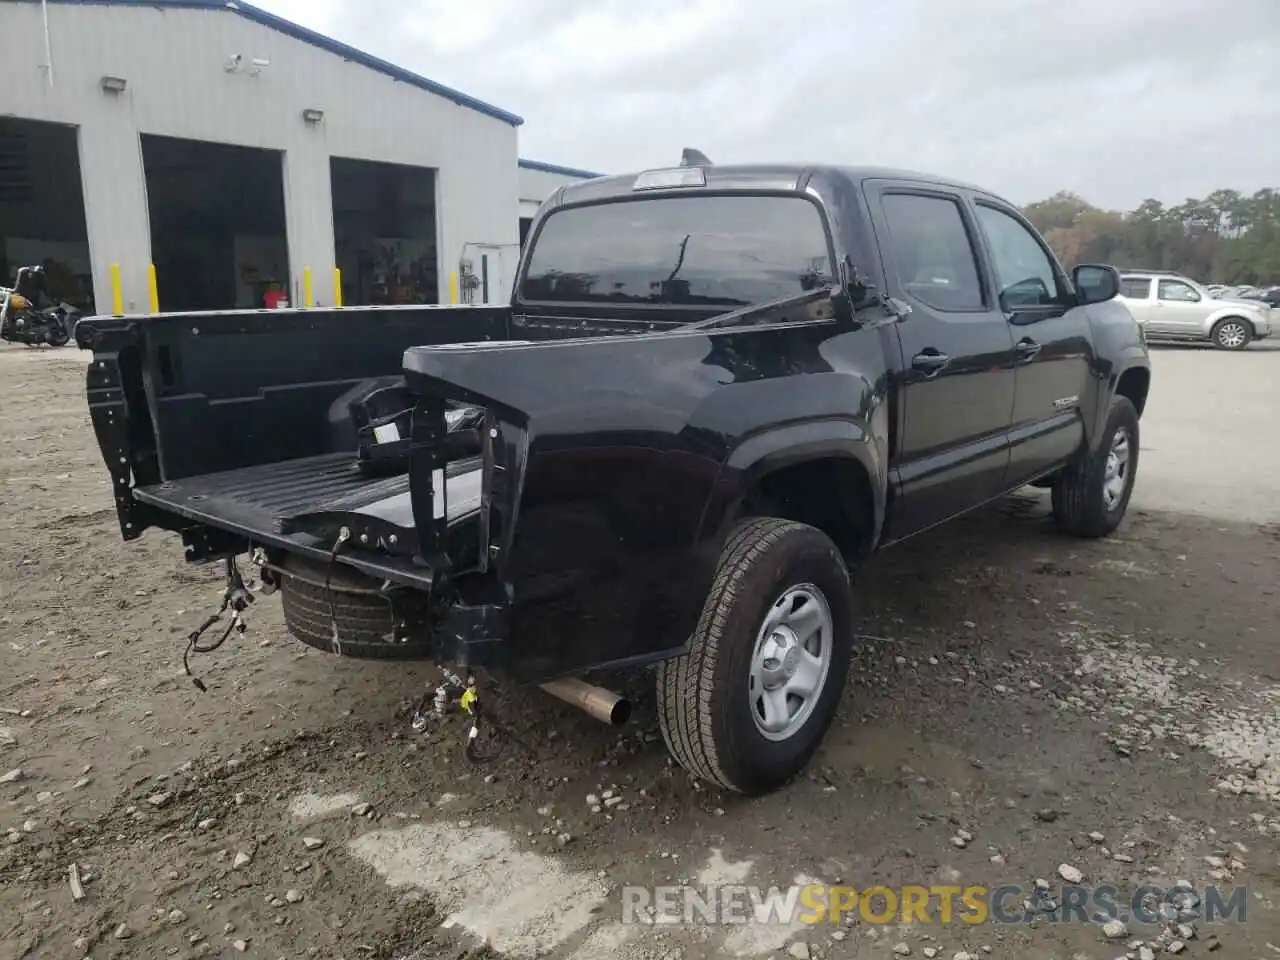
(256, 0), (1279, 208)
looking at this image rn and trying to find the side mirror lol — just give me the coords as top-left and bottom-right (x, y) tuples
(1073, 264), (1120, 305)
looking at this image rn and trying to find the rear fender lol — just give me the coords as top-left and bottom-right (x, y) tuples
(703, 418), (888, 558)
(402, 312), (888, 681)
(404, 331), (735, 681)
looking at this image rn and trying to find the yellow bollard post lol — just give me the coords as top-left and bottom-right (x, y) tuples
(147, 264), (159, 313)
(333, 268), (343, 307)
(303, 267), (313, 308)
(448, 271), (459, 305)
(110, 264), (124, 315)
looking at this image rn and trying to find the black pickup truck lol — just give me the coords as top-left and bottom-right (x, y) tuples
(76, 159), (1150, 795)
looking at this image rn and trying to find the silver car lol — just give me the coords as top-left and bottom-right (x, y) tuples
(1118, 272), (1272, 350)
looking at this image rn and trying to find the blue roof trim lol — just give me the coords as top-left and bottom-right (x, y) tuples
(518, 158), (603, 179)
(39, 0), (524, 127)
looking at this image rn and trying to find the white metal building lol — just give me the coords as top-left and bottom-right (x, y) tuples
(517, 158), (601, 246)
(0, 0), (596, 314)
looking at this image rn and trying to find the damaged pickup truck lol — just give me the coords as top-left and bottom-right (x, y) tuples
(76, 158), (1150, 795)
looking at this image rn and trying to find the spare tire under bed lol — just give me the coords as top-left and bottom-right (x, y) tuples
(276, 554), (431, 660)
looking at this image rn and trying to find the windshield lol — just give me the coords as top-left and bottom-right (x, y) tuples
(520, 195), (834, 308)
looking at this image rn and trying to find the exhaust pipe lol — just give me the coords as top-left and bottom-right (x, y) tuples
(540, 678), (632, 726)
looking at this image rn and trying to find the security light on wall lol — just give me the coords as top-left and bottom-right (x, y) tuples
(301, 108), (324, 124)
(100, 75), (127, 93)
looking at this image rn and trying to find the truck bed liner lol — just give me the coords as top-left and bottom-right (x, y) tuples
(132, 453), (481, 585)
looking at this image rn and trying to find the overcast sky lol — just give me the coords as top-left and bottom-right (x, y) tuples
(258, 0), (1278, 210)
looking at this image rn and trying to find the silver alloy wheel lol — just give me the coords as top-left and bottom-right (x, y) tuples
(1217, 321), (1248, 348)
(1102, 427), (1131, 511)
(748, 583), (833, 742)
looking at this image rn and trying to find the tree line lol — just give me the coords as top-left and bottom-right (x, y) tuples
(1023, 188), (1280, 286)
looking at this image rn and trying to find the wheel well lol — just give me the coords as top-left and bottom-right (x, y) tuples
(1214, 314), (1255, 335)
(743, 457), (874, 559)
(1115, 367), (1150, 418)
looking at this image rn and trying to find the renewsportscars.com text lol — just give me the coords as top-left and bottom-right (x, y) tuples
(621, 883), (1245, 926)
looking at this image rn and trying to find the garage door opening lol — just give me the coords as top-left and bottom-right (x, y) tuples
(331, 157), (437, 306)
(0, 118), (95, 313)
(142, 135), (288, 312)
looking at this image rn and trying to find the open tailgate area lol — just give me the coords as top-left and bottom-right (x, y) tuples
(130, 452), (483, 586)
(76, 303), (510, 552)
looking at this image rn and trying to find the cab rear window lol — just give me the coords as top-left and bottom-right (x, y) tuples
(520, 195), (833, 308)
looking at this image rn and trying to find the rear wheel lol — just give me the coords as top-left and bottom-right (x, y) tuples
(1052, 396), (1139, 538)
(1211, 317), (1251, 350)
(657, 518), (853, 795)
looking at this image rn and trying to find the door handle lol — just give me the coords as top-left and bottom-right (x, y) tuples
(1014, 338), (1042, 363)
(911, 349), (952, 378)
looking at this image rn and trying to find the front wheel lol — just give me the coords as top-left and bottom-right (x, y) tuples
(1211, 317), (1251, 350)
(1052, 396), (1139, 538)
(46, 318), (70, 347)
(657, 518), (853, 795)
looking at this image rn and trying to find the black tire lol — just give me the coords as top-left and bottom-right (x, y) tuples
(1052, 395), (1139, 538)
(656, 518), (854, 795)
(279, 559), (424, 659)
(1211, 317), (1252, 350)
(46, 320), (70, 347)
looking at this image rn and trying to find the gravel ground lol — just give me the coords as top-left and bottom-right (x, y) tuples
(1, 340), (1278, 960)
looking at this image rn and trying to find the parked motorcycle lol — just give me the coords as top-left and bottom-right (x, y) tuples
(0, 265), (78, 347)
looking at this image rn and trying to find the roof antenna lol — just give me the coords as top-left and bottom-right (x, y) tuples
(681, 148), (712, 167)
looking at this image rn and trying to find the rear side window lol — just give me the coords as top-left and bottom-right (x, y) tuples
(520, 196), (833, 308)
(1121, 277), (1152, 299)
(880, 194), (984, 312)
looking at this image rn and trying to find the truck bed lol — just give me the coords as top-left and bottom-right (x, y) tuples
(132, 453), (482, 585)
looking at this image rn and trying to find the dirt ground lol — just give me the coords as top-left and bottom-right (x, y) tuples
(2, 340), (1279, 960)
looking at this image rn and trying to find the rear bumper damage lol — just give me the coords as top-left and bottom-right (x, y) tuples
(90, 326), (733, 684)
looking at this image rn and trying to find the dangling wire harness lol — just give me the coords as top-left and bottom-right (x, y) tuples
(183, 555), (255, 692)
(412, 667), (528, 764)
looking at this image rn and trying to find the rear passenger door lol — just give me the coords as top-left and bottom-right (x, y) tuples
(1119, 276), (1156, 328)
(865, 182), (1017, 539)
(970, 200), (1093, 487)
